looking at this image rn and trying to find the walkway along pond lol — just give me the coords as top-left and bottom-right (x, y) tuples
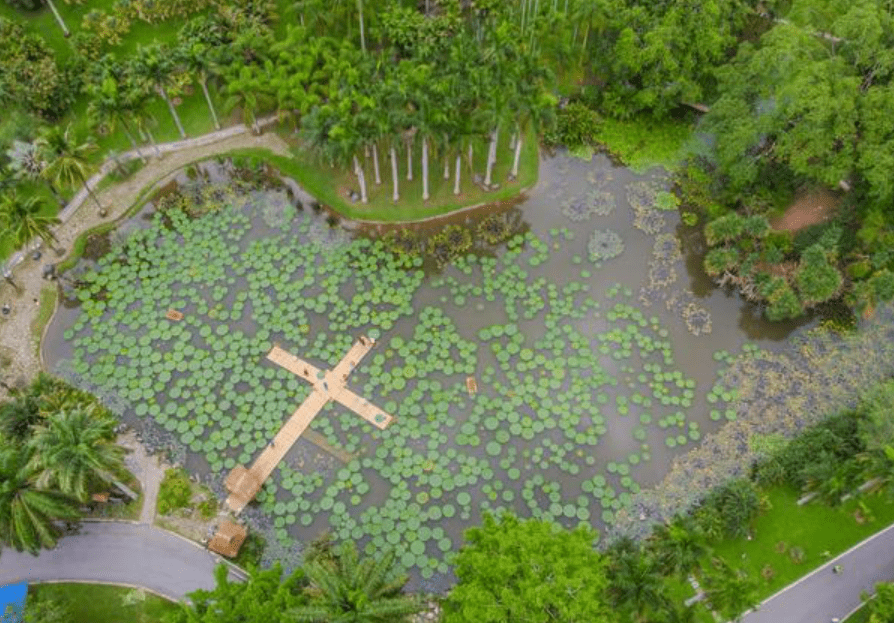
(42, 152), (824, 590)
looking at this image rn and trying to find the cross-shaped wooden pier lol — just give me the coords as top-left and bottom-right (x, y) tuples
(224, 336), (394, 513)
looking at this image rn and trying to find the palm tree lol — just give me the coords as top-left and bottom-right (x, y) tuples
(36, 124), (104, 216)
(0, 190), (61, 254)
(701, 559), (759, 622)
(0, 443), (79, 554)
(179, 17), (229, 131)
(648, 515), (709, 579)
(132, 44), (187, 139)
(27, 407), (124, 503)
(288, 541), (422, 623)
(607, 539), (672, 623)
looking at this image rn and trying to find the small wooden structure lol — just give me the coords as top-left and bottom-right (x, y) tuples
(165, 309), (184, 321)
(208, 520), (247, 558)
(466, 376), (478, 397)
(91, 491), (110, 503)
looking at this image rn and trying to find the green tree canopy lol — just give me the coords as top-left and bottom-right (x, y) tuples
(443, 513), (612, 623)
(171, 563), (307, 623)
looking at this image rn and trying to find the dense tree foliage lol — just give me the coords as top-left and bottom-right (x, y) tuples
(443, 513), (612, 623)
(169, 563), (308, 623)
(0, 375), (125, 554)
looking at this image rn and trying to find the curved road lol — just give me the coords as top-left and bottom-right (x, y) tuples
(0, 522), (246, 601)
(741, 521), (894, 623)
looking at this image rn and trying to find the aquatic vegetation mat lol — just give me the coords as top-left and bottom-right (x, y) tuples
(54, 179), (734, 589)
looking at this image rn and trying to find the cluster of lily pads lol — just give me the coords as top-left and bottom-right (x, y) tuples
(54, 169), (741, 585)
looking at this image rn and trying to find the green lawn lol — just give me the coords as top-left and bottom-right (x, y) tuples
(244, 126), (539, 223)
(682, 487), (894, 622)
(27, 583), (181, 623)
(844, 604), (871, 622)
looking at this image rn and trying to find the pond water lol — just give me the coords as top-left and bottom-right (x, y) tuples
(42, 152), (815, 590)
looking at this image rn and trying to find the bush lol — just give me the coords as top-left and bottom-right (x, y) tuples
(157, 468), (192, 515)
(752, 411), (863, 491)
(544, 101), (601, 149)
(700, 478), (760, 540)
(795, 244), (843, 306)
(0, 18), (79, 119)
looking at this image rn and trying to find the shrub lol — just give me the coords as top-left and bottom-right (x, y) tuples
(157, 468), (192, 515)
(544, 101), (601, 149)
(795, 244), (843, 306)
(701, 478), (760, 540)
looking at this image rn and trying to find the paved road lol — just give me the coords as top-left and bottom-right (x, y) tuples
(0, 522), (246, 601)
(742, 522), (894, 623)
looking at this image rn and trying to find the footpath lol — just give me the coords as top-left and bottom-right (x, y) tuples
(0, 118), (288, 399)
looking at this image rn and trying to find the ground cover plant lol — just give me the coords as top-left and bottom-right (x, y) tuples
(51, 156), (746, 587)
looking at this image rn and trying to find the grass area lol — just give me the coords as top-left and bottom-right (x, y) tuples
(595, 114), (696, 173)
(259, 127), (539, 222)
(684, 487), (894, 622)
(27, 582), (181, 623)
(844, 604), (871, 622)
(30, 285), (58, 347)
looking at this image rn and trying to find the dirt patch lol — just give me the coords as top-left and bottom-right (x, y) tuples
(772, 189), (840, 233)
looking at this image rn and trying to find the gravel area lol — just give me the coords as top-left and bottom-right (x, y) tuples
(0, 128), (290, 399)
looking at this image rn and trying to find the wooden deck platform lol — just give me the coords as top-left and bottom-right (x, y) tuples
(224, 336), (395, 513)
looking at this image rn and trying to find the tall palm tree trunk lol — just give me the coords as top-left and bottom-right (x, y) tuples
(372, 143), (382, 185)
(45, 0), (70, 37)
(356, 0), (367, 52)
(390, 146), (400, 202)
(80, 176), (106, 217)
(422, 137), (430, 201)
(353, 155), (368, 204)
(406, 138), (413, 181)
(512, 128), (523, 179)
(454, 154), (462, 195)
(484, 126), (499, 187)
(199, 75), (221, 130)
(159, 86), (187, 139)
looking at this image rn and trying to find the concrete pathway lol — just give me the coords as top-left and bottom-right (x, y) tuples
(741, 521), (894, 623)
(118, 431), (169, 525)
(0, 522), (246, 601)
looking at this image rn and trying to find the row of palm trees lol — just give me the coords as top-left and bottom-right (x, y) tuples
(0, 379), (126, 554)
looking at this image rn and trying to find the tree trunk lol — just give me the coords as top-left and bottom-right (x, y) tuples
(45, 0), (70, 37)
(199, 75), (221, 130)
(372, 142), (382, 185)
(159, 86), (187, 139)
(512, 131), (523, 179)
(484, 126), (499, 187)
(119, 120), (146, 163)
(356, 0), (367, 52)
(422, 137), (430, 201)
(83, 178), (106, 217)
(406, 138), (413, 181)
(444, 154), (450, 180)
(454, 154), (462, 195)
(144, 126), (162, 158)
(353, 155), (368, 204)
(509, 132), (517, 150)
(390, 146), (399, 202)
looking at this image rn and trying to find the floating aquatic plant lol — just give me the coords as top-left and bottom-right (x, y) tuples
(587, 229), (625, 265)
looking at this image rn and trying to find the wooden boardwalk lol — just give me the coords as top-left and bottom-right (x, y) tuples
(225, 337), (394, 513)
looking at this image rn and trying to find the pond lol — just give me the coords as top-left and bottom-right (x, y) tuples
(42, 152), (814, 590)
